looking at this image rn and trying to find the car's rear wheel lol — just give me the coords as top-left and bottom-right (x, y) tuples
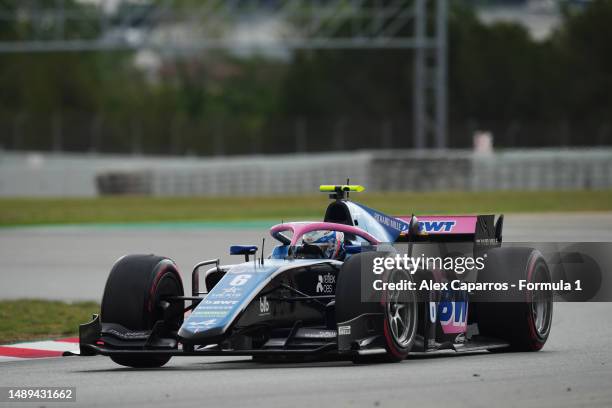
(475, 247), (553, 351)
(101, 254), (184, 368)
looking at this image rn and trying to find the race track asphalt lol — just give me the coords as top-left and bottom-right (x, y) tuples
(0, 303), (610, 408)
(1, 213), (611, 407)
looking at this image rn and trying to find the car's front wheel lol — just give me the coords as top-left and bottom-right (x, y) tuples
(101, 254), (184, 368)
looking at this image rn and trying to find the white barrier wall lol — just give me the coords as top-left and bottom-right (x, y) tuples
(0, 149), (611, 197)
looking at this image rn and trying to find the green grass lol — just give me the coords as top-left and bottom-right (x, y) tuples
(1, 190), (612, 227)
(0, 300), (99, 344)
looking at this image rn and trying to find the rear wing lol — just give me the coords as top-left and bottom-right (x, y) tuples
(395, 214), (504, 245)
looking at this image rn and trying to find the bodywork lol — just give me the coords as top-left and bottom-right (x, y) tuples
(78, 188), (508, 359)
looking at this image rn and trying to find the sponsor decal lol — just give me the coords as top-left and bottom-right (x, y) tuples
(208, 282), (249, 299)
(418, 220), (456, 233)
(338, 326), (351, 336)
(299, 329), (337, 339)
(203, 299), (239, 306)
(316, 272), (336, 294)
(191, 311), (230, 318)
(259, 296), (270, 315)
(429, 301), (437, 323)
(372, 212), (409, 232)
(187, 319), (217, 327)
(189, 299), (239, 319)
(105, 329), (148, 339)
(475, 238), (498, 246)
(438, 300), (468, 334)
(221, 286), (239, 294)
(193, 305), (233, 311)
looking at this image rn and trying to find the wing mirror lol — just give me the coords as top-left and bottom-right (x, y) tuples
(230, 245), (258, 262)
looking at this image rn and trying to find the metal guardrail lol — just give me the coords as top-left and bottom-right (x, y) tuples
(1, 149), (611, 197)
(97, 149), (612, 196)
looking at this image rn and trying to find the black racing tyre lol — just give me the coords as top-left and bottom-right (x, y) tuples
(336, 252), (417, 363)
(101, 254), (184, 368)
(475, 247), (553, 352)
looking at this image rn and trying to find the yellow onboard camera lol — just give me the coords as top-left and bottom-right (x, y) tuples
(319, 184), (365, 200)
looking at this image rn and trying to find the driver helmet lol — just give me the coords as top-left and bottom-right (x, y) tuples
(302, 230), (345, 260)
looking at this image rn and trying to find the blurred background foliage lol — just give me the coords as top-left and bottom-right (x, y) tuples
(0, 0), (611, 155)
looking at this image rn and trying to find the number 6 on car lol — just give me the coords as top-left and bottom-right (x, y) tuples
(230, 274), (252, 286)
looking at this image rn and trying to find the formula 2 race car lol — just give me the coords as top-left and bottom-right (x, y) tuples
(78, 185), (553, 367)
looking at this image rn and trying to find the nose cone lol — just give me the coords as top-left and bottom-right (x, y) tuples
(178, 261), (282, 343)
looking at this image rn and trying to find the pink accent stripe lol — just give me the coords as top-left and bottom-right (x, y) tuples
(54, 337), (79, 343)
(0, 346), (63, 359)
(441, 323), (467, 334)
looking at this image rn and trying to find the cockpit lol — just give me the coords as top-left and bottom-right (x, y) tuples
(269, 222), (379, 261)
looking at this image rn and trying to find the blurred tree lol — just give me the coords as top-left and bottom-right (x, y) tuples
(553, 0), (612, 124)
(1, 0), (611, 153)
